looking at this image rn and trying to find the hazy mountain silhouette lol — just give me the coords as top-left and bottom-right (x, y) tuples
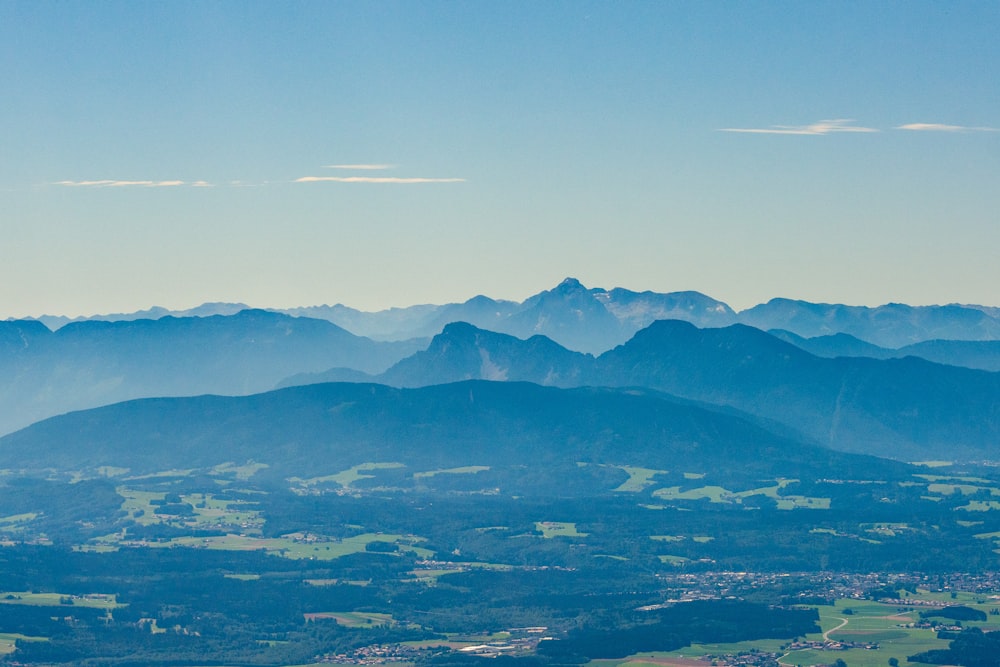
(19, 279), (998, 354)
(594, 321), (1000, 460)
(0, 380), (908, 489)
(294, 320), (1000, 461)
(30, 302), (252, 331)
(771, 330), (1000, 372)
(740, 299), (1000, 348)
(0, 310), (423, 436)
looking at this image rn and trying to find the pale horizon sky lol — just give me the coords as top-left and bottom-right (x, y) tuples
(3, 2), (999, 318)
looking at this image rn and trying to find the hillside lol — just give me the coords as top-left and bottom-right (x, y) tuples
(0, 310), (422, 435)
(0, 380), (907, 489)
(287, 320), (1000, 461)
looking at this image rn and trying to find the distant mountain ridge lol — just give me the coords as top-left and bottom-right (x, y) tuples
(0, 380), (909, 489)
(0, 310), (423, 436)
(286, 320), (1000, 462)
(16, 278), (998, 353)
(770, 330), (1000, 372)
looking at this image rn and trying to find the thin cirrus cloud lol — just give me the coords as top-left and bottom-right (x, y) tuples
(54, 179), (209, 188)
(300, 163), (465, 184)
(323, 164), (394, 170)
(718, 119), (879, 135)
(896, 123), (999, 132)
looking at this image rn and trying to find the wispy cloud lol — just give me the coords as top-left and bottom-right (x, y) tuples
(55, 179), (188, 187)
(54, 179), (214, 188)
(718, 119), (879, 135)
(896, 123), (999, 132)
(296, 176), (466, 184)
(323, 164), (394, 170)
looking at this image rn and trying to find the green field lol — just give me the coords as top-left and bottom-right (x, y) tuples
(614, 466), (667, 492)
(304, 611), (395, 627)
(0, 592), (122, 609)
(210, 461), (269, 480)
(536, 521), (588, 538)
(632, 597), (1000, 667)
(650, 480), (829, 509)
(289, 462), (406, 490)
(0, 633), (47, 656)
(144, 531), (434, 559)
(113, 486), (265, 534)
(414, 465), (490, 479)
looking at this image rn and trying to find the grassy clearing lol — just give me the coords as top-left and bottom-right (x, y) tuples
(115, 486), (264, 533)
(180, 492), (264, 531)
(408, 568), (466, 582)
(0, 592), (122, 609)
(926, 482), (996, 496)
(614, 467), (667, 493)
(0, 632), (48, 655)
(211, 461), (269, 480)
(304, 579), (370, 587)
(657, 555), (689, 565)
(653, 485), (730, 502)
(304, 611), (394, 627)
(289, 462), (406, 489)
(959, 500), (1000, 511)
(117, 487), (166, 525)
(72, 544), (119, 553)
(146, 532), (433, 560)
(414, 466), (489, 479)
(536, 522), (588, 538)
(776, 496), (830, 509)
(916, 473), (992, 484)
(0, 513), (37, 532)
(124, 469), (195, 480)
(94, 466), (130, 477)
(650, 480), (829, 509)
(645, 598), (971, 667)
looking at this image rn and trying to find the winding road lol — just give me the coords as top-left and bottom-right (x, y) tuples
(777, 616), (848, 666)
(823, 616), (849, 640)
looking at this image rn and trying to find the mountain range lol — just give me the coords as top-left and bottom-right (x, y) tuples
(0, 380), (909, 491)
(2, 278), (997, 463)
(21, 278), (1000, 353)
(282, 320), (1000, 462)
(769, 330), (1000, 372)
(0, 310), (422, 436)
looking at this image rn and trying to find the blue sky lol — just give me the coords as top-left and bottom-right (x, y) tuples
(2, 1), (998, 317)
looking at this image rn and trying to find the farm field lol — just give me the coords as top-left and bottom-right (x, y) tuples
(303, 611), (396, 627)
(643, 595), (1000, 667)
(535, 521), (588, 538)
(0, 633), (46, 656)
(0, 592), (121, 609)
(142, 531), (433, 559)
(650, 480), (830, 509)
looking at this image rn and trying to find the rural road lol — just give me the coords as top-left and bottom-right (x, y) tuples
(778, 616), (848, 666)
(823, 616), (849, 640)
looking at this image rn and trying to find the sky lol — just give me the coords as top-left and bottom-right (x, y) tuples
(2, 1), (999, 317)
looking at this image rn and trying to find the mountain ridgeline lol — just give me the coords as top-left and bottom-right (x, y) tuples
(0, 380), (909, 490)
(282, 320), (1000, 462)
(27, 278), (1000, 353)
(0, 310), (423, 436)
(2, 279), (997, 464)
